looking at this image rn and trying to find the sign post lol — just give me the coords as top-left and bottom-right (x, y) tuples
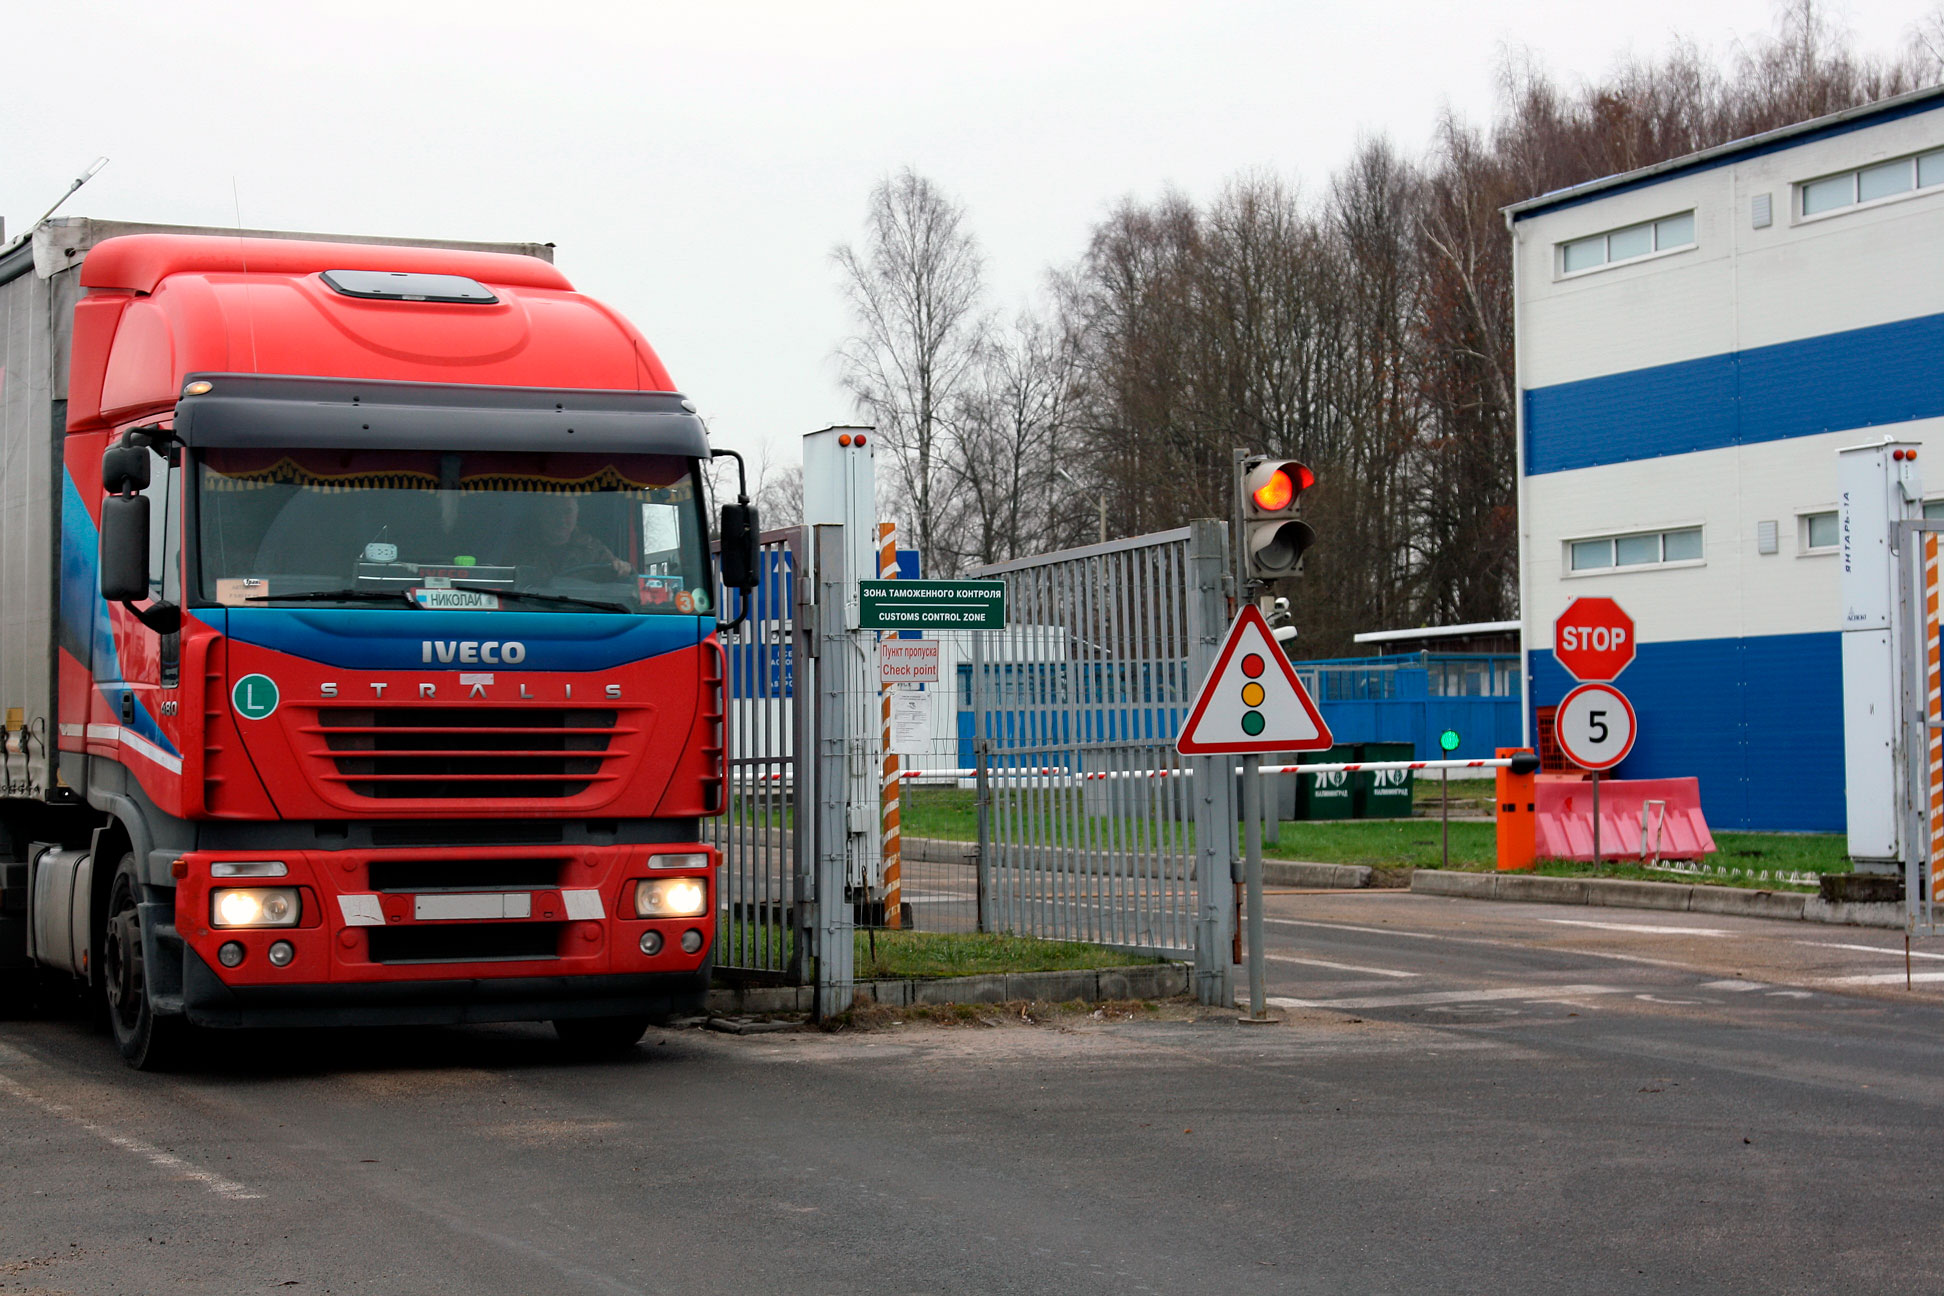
(1177, 604), (1333, 1021)
(1438, 729), (1461, 870)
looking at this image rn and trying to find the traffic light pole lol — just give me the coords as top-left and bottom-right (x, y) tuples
(1442, 766), (1450, 871)
(1241, 752), (1268, 1022)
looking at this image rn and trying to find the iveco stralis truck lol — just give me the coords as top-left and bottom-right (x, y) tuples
(0, 218), (757, 1067)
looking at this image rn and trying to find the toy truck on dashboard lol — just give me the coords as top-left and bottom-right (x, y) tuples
(0, 218), (757, 1067)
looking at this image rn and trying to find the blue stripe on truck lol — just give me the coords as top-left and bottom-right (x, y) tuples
(223, 607), (707, 671)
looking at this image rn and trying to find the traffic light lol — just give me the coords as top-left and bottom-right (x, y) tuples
(1240, 457), (1315, 584)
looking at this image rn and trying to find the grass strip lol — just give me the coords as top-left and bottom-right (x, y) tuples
(853, 929), (1162, 981)
(900, 786), (1852, 888)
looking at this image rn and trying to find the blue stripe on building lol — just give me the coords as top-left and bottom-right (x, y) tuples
(1529, 631), (1844, 833)
(1524, 310), (1944, 475)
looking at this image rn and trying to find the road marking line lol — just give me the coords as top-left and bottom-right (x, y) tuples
(1263, 917), (1703, 971)
(1699, 980), (1766, 991)
(1543, 919), (1729, 936)
(1264, 917), (1444, 941)
(1796, 940), (1944, 961)
(1269, 984), (1625, 1011)
(0, 1073), (265, 1201)
(1824, 971), (1944, 986)
(1263, 954), (1418, 978)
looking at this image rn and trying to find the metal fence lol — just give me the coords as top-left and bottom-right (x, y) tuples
(709, 517), (1235, 1005)
(965, 524), (1230, 979)
(708, 527), (808, 982)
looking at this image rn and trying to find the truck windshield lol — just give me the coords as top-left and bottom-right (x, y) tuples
(195, 447), (713, 615)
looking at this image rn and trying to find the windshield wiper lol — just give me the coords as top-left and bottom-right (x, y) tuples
(445, 583), (636, 615)
(241, 588), (414, 606)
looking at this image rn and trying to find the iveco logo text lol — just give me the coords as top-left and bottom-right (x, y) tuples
(421, 640), (526, 665)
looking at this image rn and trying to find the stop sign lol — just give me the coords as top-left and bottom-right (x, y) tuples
(1554, 597), (1636, 681)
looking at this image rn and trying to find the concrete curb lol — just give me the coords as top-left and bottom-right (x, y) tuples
(1263, 860), (1371, 888)
(1409, 870), (1903, 929)
(706, 961), (1192, 1017)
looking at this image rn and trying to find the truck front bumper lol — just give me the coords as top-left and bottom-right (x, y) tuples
(181, 946), (711, 1029)
(169, 843), (718, 1025)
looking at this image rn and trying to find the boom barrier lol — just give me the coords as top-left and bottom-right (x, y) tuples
(894, 754), (1540, 785)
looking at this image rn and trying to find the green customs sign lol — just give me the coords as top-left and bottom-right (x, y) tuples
(859, 580), (1006, 630)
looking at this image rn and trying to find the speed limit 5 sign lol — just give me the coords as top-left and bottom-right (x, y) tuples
(1553, 682), (1637, 771)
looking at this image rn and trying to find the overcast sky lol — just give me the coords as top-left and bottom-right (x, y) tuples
(4, 1), (1925, 479)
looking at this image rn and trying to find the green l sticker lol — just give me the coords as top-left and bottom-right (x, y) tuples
(232, 674), (280, 720)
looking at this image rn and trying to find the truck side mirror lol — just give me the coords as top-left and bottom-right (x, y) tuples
(99, 494), (181, 634)
(101, 443), (151, 494)
(718, 503), (760, 590)
(100, 493), (150, 601)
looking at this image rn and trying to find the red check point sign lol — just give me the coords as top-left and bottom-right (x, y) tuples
(1554, 597), (1635, 681)
(1177, 604), (1332, 754)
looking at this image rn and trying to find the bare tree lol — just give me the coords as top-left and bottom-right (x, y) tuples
(831, 2), (1938, 649)
(749, 445), (804, 530)
(833, 169), (989, 574)
(948, 310), (1079, 566)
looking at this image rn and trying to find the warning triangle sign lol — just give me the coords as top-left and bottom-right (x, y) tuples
(1176, 604), (1333, 755)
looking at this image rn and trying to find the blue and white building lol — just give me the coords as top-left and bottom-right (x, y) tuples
(1509, 86), (1944, 833)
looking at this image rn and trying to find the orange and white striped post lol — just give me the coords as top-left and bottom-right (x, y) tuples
(878, 521), (904, 928)
(1926, 534), (1942, 905)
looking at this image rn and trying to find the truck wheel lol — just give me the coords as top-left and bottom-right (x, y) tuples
(102, 855), (189, 1071)
(552, 1014), (651, 1053)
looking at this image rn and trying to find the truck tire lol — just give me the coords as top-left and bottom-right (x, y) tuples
(102, 854), (189, 1070)
(551, 1014), (651, 1053)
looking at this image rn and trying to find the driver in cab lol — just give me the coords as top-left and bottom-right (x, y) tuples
(522, 494), (630, 580)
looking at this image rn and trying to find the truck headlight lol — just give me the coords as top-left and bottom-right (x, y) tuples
(633, 877), (707, 918)
(212, 887), (301, 928)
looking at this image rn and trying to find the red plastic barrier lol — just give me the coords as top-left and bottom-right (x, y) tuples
(1535, 776), (1717, 863)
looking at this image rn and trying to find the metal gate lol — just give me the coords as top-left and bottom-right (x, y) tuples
(709, 526), (810, 982)
(967, 521), (1232, 998)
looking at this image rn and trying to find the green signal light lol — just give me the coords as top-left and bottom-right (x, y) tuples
(1241, 711), (1265, 736)
(1439, 729), (1461, 752)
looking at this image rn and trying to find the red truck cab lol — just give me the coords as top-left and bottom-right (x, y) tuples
(1, 224), (751, 1066)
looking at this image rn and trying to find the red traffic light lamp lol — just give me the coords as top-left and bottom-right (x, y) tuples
(1240, 456), (1315, 583)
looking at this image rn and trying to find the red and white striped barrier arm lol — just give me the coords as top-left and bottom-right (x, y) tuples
(895, 754), (1539, 782)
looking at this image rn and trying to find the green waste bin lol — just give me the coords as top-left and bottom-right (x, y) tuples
(1353, 742), (1415, 818)
(1297, 745), (1357, 820)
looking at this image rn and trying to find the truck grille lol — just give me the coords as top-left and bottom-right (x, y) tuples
(310, 707), (622, 800)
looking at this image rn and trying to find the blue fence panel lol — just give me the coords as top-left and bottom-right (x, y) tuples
(958, 653), (1521, 769)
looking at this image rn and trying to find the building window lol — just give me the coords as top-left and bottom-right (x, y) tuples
(1567, 526), (1703, 573)
(1559, 211), (1696, 274)
(1800, 510), (1839, 554)
(1799, 149), (1944, 217)
(1924, 500), (1944, 521)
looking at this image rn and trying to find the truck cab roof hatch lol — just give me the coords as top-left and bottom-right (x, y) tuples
(321, 268), (498, 304)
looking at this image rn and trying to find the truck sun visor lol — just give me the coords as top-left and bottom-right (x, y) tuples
(173, 373), (711, 458)
(321, 268), (498, 304)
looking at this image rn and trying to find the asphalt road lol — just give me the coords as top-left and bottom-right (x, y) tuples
(5, 892), (1944, 1295)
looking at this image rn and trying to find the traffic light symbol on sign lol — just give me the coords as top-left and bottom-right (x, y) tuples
(1241, 458), (1316, 583)
(1240, 653), (1267, 735)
